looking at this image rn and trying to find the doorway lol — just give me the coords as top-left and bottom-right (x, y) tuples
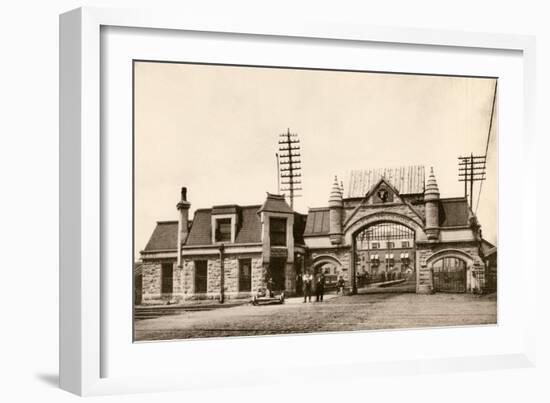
(269, 258), (286, 292)
(432, 257), (467, 293)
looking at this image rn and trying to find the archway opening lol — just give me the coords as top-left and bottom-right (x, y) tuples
(432, 257), (467, 293)
(354, 221), (416, 292)
(312, 260), (341, 292)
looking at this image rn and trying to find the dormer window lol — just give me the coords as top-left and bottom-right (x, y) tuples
(211, 206), (239, 244)
(215, 218), (232, 243)
(270, 217), (287, 246)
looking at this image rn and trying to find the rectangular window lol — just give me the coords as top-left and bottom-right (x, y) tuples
(270, 217), (287, 246)
(387, 242), (395, 249)
(161, 263), (173, 294)
(371, 242), (380, 249)
(194, 260), (208, 293)
(238, 259), (252, 292)
(215, 218), (232, 242)
(401, 241), (410, 248)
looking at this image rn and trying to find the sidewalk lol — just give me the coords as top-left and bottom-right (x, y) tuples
(284, 293), (340, 305)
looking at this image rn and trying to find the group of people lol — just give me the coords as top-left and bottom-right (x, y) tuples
(300, 271), (346, 303)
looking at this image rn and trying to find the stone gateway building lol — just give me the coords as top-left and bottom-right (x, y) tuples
(138, 166), (495, 304)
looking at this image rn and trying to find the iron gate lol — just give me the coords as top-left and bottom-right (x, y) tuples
(432, 257), (467, 293)
(354, 222), (416, 288)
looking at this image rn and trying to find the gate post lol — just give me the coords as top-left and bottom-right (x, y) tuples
(285, 262), (296, 296)
(417, 262), (434, 294)
(349, 246), (357, 295)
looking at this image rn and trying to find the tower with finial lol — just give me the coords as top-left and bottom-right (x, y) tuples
(425, 167), (440, 240)
(329, 175), (343, 245)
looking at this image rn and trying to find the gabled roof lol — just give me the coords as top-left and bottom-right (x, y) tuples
(304, 208), (330, 236)
(347, 166), (425, 197)
(258, 193), (294, 214)
(439, 198), (471, 227)
(143, 221), (178, 251)
(343, 177), (423, 227)
(363, 177), (403, 203)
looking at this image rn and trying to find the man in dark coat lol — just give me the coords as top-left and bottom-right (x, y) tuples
(316, 272), (326, 302)
(337, 275), (345, 295)
(302, 271), (313, 303)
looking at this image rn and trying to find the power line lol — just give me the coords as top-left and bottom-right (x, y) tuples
(475, 80), (498, 214)
(278, 128), (302, 209)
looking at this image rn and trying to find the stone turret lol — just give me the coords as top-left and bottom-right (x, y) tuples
(329, 176), (343, 245)
(176, 187), (191, 267)
(424, 168), (440, 240)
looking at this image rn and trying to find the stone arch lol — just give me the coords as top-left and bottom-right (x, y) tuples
(311, 254), (343, 268)
(344, 212), (425, 294)
(311, 255), (342, 287)
(426, 249), (475, 293)
(344, 211), (425, 245)
(425, 249), (474, 267)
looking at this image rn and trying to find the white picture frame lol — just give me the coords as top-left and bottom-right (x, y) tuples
(59, 7), (537, 396)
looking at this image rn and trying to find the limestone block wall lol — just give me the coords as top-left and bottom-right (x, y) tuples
(206, 257), (222, 298)
(416, 242), (484, 294)
(309, 247), (351, 283)
(141, 262), (161, 302)
(180, 259), (194, 297)
(178, 254), (263, 301)
(141, 260), (179, 303)
(250, 257), (265, 293)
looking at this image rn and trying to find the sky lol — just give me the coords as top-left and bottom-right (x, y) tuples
(134, 61), (497, 259)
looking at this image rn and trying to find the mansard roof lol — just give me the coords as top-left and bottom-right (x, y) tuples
(143, 220), (179, 251)
(303, 207), (330, 236)
(438, 197), (472, 227)
(186, 205), (263, 246)
(347, 165), (425, 198)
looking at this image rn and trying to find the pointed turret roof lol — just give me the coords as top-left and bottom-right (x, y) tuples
(329, 176), (343, 206)
(425, 167), (440, 198)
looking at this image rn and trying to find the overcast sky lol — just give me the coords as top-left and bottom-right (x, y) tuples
(134, 62), (497, 259)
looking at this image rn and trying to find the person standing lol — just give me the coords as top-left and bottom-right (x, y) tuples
(302, 271), (313, 303)
(316, 272), (326, 302)
(337, 275), (345, 295)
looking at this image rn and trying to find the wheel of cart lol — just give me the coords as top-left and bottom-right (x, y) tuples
(250, 290), (285, 305)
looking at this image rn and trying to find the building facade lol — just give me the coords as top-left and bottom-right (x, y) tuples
(138, 166), (495, 304)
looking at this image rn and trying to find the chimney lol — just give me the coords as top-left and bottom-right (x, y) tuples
(177, 187), (191, 267)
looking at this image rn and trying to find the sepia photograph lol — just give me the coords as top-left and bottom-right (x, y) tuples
(132, 60), (498, 341)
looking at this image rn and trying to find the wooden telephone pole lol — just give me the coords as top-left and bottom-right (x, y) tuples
(458, 153), (486, 208)
(278, 128), (302, 209)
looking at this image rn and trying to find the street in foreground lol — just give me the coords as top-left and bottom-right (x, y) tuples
(134, 292), (497, 341)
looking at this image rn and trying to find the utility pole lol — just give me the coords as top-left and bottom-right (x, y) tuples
(458, 153), (486, 208)
(275, 153), (280, 194)
(278, 128), (302, 209)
